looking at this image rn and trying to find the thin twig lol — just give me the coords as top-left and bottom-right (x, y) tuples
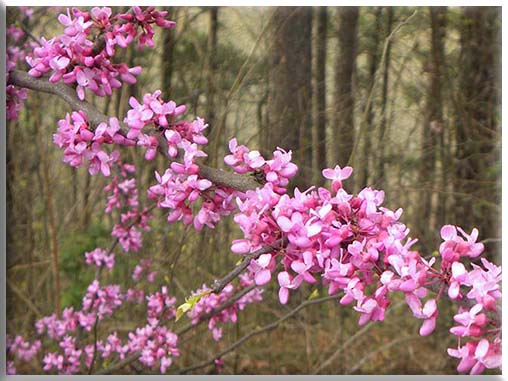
(176, 294), (341, 374)
(177, 284), (257, 336)
(17, 23), (42, 45)
(347, 335), (419, 374)
(87, 316), (100, 374)
(348, 9), (418, 166)
(7, 279), (43, 318)
(166, 226), (191, 294)
(312, 300), (406, 374)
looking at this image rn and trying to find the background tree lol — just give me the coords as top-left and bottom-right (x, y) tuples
(332, 7), (359, 168)
(266, 6), (313, 187)
(453, 7), (501, 258)
(416, 7), (446, 253)
(312, 6), (328, 186)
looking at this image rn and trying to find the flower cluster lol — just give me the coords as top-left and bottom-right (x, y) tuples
(124, 91), (186, 141)
(26, 7), (175, 100)
(6, 24), (29, 120)
(123, 92), (244, 231)
(149, 169), (239, 230)
(104, 163), (138, 212)
(122, 286), (179, 373)
(81, 281), (124, 329)
(187, 274), (263, 341)
(43, 336), (83, 374)
(29, 277), (181, 374)
(132, 259), (157, 283)
(228, 164), (501, 375)
(128, 324), (179, 373)
(437, 226), (502, 374)
(6, 335), (41, 374)
(36, 307), (79, 340)
(225, 138), (298, 194)
(85, 248), (115, 270)
(146, 286), (177, 323)
(104, 163), (153, 252)
(53, 111), (129, 176)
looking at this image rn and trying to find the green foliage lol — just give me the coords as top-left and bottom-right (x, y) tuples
(308, 288), (320, 300)
(59, 222), (110, 308)
(175, 289), (212, 321)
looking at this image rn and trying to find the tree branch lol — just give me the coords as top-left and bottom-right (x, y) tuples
(210, 238), (286, 294)
(9, 70), (110, 127)
(7, 70), (262, 193)
(177, 284), (258, 336)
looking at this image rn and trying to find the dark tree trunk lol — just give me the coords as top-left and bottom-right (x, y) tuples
(454, 7), (500, 257)
(162, 8), (177, 98)
(266, 6), (313, 188)
(312, 6), (328, 186)
(417, 7), (447, 253)
(332, 7), (359, 168)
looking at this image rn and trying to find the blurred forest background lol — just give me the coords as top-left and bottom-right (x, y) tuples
(6, 6), (501, 374)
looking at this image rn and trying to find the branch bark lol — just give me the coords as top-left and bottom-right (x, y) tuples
(8, 70), (262, 193)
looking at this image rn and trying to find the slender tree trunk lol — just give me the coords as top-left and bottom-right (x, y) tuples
(455, 7), (500, 257)
(376, 7), (394, 189)
(36, 109), (61, 316)
(332, 7), (359, 168)
(162, 8), (177, 98)
(360, 7), (382, 188)
(266, 7), (313, 188)
(312, 6), (328, 186)
(205, 7), (218, 134)
(417, 7), (446, 252)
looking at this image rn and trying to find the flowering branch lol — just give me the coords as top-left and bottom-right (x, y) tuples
(95, 284), (259, 375)
(7, 70), (262, 193)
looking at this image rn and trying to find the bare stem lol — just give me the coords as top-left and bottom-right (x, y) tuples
(176, 294), (341, 374)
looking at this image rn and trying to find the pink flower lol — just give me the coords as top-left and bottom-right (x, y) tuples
(277, 271), (294, 304)
(249, 254), (274, 286)
(353, 297), (385, 326)
(231, 239), (251, 254)
(137, 134), (159, 160)
(450, 304), (486, 337)
(448, 261), (468, 299)
(322, 165), (353, 192)
(290, 251), (316, 286)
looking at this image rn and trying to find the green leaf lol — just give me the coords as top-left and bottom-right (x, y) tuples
(175, 290), (213, 321)
(308, 289), (320, 300)
(175, 302), (192, 322)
